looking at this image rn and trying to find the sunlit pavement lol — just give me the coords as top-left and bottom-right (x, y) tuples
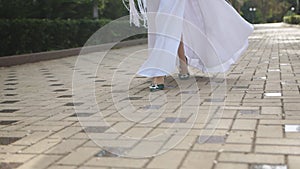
(1, 23), (300, 169)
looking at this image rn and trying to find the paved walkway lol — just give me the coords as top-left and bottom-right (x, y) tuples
(1, 23), (300, 169)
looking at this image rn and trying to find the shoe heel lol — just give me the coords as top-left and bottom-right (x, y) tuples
(149, 84), (165, 92)
(178, 73), (190, 80)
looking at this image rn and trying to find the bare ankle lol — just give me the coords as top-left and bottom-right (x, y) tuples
(153, 76), (165, 84)
(179, 56), (189, 74)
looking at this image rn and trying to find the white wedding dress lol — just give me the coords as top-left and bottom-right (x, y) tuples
(125, 0), (254, 77)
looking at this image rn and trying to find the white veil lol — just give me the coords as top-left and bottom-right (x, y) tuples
(122, 0), (148, 27)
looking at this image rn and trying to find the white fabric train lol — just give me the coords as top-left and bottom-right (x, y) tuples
(123, 0), (254, 77)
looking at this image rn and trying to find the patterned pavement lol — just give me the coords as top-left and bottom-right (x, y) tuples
(0, 23), (300, 169)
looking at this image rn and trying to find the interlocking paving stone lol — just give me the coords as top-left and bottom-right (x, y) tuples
(5, 79), (17, 81)
(0, 137), (22, 145)
(232, 119), (257, 130)
(198, 135), (226, 144)
(288, 156), (300, 169)
(45, 139), (86, 154)
(261, 107), (282, 115)
(256, 77), (267, 80)
(147, 150), (186, 169)
(57, 95), (73, 98)
(122, 96), (143, 101)
(15, 155), (61, 169)
(181, 152), (216, 169)
(101, 84), (114, 87)
(268, 69), (281, 72)
(70, 113), (94, 117)
(178, 91), (199, 94)
(95, 150), (119, 157)
(111, 90), (127, 93)
(53, 89), (68, 92)
(82, 126), (109, 133)
(4, 94), (18, 96)
(215, 163), (248, 169)
(22, 138), (61, 154)
(232, 86), (248, 89)
(95, 79), (106, 82)
(57, 147), (100, 165)
(4, 88), (16, 90)
(50, 84), (64, 86)
(142, 105), (162, 110)
(285, 125), (300, 132)
(82, 73), (92, 75)
(238, 110), (259, 115)
(11, 132), (52, 146)
(264, 93), (282, 97)
(64, 102), (84, 106)
(85, 157), (148, 168)
(250, 164), (287, 169)
(226, 131), (254, 144)
(204, 98), (225, 102)
(163, 117), (188, 123)
(88, 76), (98, 78)
(219, 153), (285, 164)
(257, 125), (283, 138)
(0, 100), (20, 104)
(4, 83), (18, 85)
(255, 145), (300, 155)
(0, 121), (18, 125)
(194, 143), (252, 152)
(165, 85), (177, 89)
(0, 162), (23, 169)
(0, 109), (19, 113)
(95, 147), (129, 157)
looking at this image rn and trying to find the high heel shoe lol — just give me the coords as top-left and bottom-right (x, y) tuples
(178, 73), (190, 80)
(149, 84), (165, 92)
(178, 56), (190, 80)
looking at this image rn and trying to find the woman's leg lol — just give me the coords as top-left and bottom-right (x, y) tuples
(152, 39), (188, 86)
(178, 40), (189, 74)
(150, 76), (165, 91)
(153, 76), (164, 84)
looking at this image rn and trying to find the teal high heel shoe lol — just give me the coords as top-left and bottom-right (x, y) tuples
(149, 84), (165, 92)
